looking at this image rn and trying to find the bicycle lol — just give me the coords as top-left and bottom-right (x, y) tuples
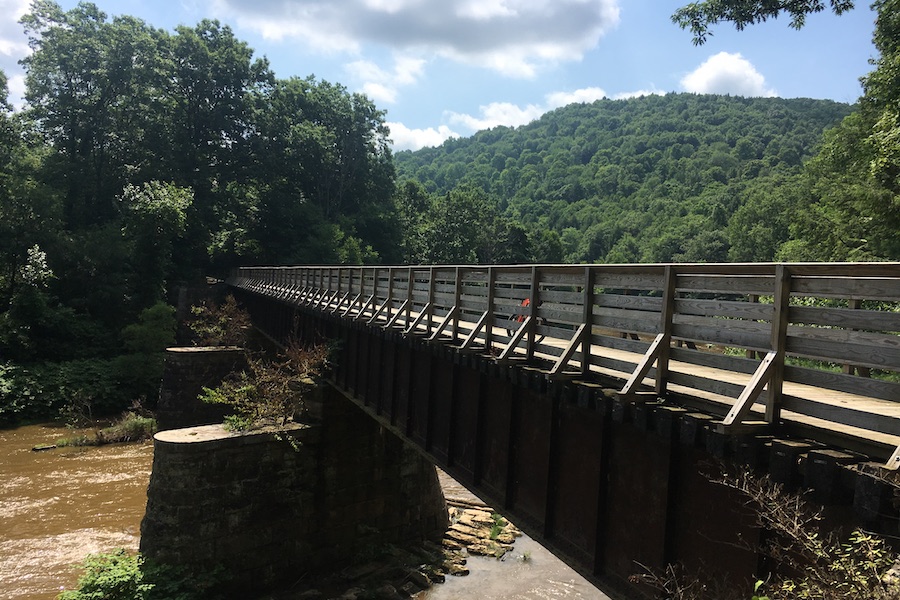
(505, 298), (545, 343)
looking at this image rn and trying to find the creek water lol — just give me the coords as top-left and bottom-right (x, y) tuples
(429, 472), (611, 600)
(0, 424), (609, 600)
(0, 424), (153, 600)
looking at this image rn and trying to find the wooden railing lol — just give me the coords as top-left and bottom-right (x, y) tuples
(229, 263), (900, 465)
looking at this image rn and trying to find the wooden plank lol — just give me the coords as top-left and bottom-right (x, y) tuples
(669, 346), (760, 375)
(672, 321), (770, 351)
(594, 293), (664, 312)
(792, 276), (900, 300)
(594, 304), (664, 322)
(593, 271), (666, 291)
(676, 275), (774, 296)
(594, 314), (662, 336)
(676, 298), (774, 321)
(780, 394), (900, 437)
(591, 332), (652, 354)
(667, 370), (749, 400)
(786, 336), (900, 371)
(539, 289), (584, 304)
(789, 305), (900, 332)
(784, 365), (900, 403)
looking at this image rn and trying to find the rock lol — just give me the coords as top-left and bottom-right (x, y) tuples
(406, 569), (431, 589)
(373, 583), (401, 599)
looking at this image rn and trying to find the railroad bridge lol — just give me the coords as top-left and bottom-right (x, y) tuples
(226, 262), (900, 596)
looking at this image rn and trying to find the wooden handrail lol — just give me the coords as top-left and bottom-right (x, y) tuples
(229, 262), (900, 465)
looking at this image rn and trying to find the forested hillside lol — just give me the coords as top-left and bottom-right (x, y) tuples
(395, 94), (853, 264)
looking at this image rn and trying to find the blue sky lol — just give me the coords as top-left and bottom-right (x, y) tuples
(0, 0), (880, 151)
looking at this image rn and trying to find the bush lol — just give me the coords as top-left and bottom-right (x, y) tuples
(630, 467), (900, 600)
(200, 341), (330, 431)
(58, 549), (220, 600)
(187, 294), (251, 347)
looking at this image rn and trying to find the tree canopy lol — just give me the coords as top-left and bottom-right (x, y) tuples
(672, 0), (856, 45)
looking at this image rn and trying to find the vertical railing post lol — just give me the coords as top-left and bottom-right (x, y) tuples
(485, 267), (496, 352)
(527, 265), (540, 362)
(452, 267), (462, 343)
(580, 267), (594, 378)
(426, 267), (436, 335)
(656, 265), (676, 397)
(768, 264), (791, 423)
(388, 267), (395, 321)
(406, 267), (414, 325)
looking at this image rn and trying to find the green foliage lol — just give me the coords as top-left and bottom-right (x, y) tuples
(57, 549), (220, 600)
(672, 0), (856, 46)
(201, 343), (330, 431)
(121, 302), (176, 355)
(187, 294), (251, 347)
(488, 513), (507, 540)
(395, 94), (853, 265)
(56, 412), (157, 446)
(120, 182), (193, 308)
(632, 468), (900, 600)
(0, 303), (174, 425)
(752, 580), (771, 600)
(2, 1), (398, 424)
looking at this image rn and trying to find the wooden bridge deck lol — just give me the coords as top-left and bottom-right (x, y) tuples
(230, 262), (900, 466)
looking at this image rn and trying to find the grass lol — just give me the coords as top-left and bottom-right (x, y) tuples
(56, 412), (157, 447)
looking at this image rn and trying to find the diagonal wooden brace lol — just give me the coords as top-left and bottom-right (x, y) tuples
(342, 293), (362, 317)
(497, 316), (532, 363)
(460, 310), (490, 352)
(885, 446), (900, 471)
(548, 324), (587, 379)
(720, 351), (777, 428)
(618, 333), (666, 399)
(367, 297), (391, 325)
(385, 299), (410, 329)
(428, 305), (459, 342)
(355, 294), (376, 321)
(404, 303), (432, 336)
(331, 291), (350, 314)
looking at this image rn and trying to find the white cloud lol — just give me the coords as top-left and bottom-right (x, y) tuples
(546, 86), (607, 108)
(210, 0), (620, 78)
(612, 89), (665, 100)
(388, 121), (459, 151)
(345, 54), (426, 104)
(680, 52), (776, 97)
(446, 85), (622, 133)
(447, 101), (545, 131)
(0, 0), (30, 107)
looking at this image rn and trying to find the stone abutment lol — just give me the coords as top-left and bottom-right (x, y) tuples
(141, 348), (449, 597)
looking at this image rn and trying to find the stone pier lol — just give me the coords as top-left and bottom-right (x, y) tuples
(140, 384), (449, 597)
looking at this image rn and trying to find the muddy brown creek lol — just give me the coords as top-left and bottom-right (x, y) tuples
(0, 424), (608, 600)
(0, 424), (152, 599)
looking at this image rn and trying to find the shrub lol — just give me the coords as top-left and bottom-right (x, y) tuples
(630, 467), (900, 600)
(187, 294), (251, 347)
(200, 341), (330, 431)
(57, 549), (220, 600)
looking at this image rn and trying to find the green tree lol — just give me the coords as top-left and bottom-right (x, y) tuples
(250, 76), (397, 264)
(20, 1), (169, 229)
(672, 0), (855, 45)
(120, 182), (192, 308)
(420, 185), (500, 264)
